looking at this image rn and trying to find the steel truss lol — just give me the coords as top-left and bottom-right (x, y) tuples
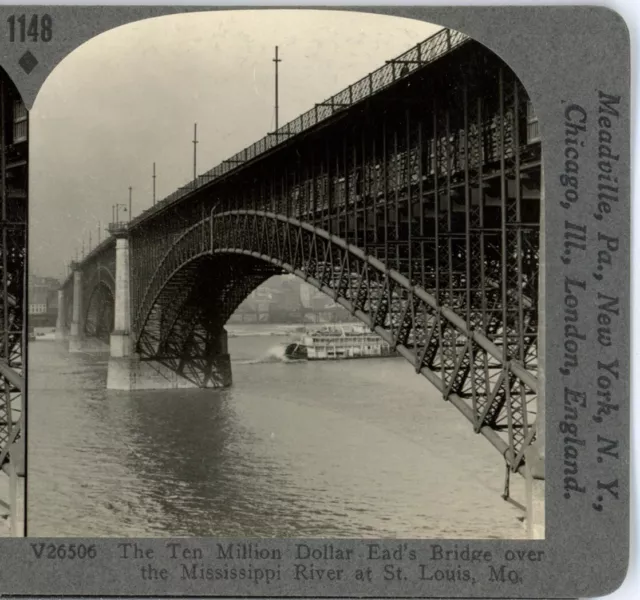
(134, 211), (537, 474)
(74, 32), (542, 477)
(0, 69), (26, 535)
(125, 42), (540, 341)
(138, 252), (277, 387)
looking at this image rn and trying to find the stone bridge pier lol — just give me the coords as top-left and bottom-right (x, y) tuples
(54, 289), (66, 341)
(109, 230), (131, 359)
(67, 266), (83, 353)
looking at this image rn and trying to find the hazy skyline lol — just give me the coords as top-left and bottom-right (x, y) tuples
(30, 10), (441, 278)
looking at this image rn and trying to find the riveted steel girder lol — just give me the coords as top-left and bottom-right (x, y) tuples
(0, 69), (27, 533)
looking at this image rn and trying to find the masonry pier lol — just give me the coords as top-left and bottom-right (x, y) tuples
(68, 267), (84, 353)
(107, 329), (232, 391)
(109, 230), (131, 358)
(54, 289), (66, 341)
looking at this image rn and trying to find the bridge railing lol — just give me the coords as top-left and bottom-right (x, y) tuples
(108, 221), (129, 235)
(131, 27), (469, 227)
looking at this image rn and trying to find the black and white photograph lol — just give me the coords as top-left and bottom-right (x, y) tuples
(27, 10), (546, 539)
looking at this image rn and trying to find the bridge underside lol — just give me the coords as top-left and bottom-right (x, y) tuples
(136, 254), (279, 387)
(62, 34), (543, 485)
(84, 283), (114, 344)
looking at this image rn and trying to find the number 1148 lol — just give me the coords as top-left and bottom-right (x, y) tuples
(8, 15), (53, 42)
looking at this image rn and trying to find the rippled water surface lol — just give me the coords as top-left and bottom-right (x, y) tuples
(28, 328), (526, 538)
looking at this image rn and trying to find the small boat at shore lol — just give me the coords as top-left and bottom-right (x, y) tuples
(284, 324), (396, 361)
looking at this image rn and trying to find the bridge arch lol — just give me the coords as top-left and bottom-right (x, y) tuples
(136, 251), (279, 386)
(134, 210), (538, 475)
(83, 266), (116, 343)
(84, 282), (115, 343)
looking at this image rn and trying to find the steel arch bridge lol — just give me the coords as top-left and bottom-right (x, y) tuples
(60, 28), (543, 479)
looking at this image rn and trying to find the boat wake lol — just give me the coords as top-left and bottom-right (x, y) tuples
(233, 343), (304, 365)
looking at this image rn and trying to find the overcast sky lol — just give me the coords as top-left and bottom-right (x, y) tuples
(30, 10), (441, 279)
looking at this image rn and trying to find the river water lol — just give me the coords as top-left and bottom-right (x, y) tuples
(27, 326), (526, 538)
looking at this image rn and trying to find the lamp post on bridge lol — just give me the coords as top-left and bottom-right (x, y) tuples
(192, 124), (198, 182)
(128, 187), (132, 222)
(273, 46), (281, 133)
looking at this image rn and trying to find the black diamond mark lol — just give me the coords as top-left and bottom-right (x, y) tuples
(19, 51), (38, 75)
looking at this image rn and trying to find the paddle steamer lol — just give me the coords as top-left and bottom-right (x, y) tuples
(285, 324), (395, 361)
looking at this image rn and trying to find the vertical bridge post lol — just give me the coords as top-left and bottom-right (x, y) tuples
(68, 263), (84, 352)
(55, 289), (66, 341)
(110, 227), (131, 358)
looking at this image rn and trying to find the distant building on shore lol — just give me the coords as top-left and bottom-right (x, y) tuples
(28, 275), (60, 327)
(30, 272), (356, 327)
(229, 275), (357, 324)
